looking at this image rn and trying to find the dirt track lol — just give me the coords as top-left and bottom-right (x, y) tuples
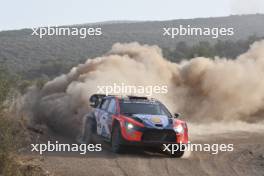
(26, 128), (264, 176)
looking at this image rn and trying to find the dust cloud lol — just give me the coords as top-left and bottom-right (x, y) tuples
(23, 41), (264, 136)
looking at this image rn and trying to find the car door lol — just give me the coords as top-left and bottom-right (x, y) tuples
(96, 98), (110, 138)
(106, 98), (117, 139)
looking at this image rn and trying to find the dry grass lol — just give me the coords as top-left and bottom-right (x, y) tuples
(0, 112), (50, 176)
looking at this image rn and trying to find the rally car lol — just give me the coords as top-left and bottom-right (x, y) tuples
(80, 94), (188, 157)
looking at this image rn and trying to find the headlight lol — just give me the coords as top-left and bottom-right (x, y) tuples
(174, 124), (184, 133)
(126, 122), (134, 130)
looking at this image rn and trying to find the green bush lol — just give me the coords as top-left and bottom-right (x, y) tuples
(0, 67), (22, 175)
(0, 112), (21, 175)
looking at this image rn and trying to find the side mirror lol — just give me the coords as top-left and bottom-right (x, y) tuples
(174, 113), (180, 119)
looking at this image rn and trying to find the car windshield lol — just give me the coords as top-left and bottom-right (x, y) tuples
(119, 101), (172, 117)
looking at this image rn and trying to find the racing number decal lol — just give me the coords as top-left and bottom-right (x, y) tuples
(96, 98), (115, 139)
(97, 111), (111, 138)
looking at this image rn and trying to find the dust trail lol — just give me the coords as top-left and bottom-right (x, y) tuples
(189, 121), (264, 139)
(23, 41), (264, 136)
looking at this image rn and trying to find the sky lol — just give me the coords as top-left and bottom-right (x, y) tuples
(0, 0), (264, 31)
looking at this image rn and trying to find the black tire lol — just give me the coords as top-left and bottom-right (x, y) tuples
(83, 118), (95, 144)
(171, 150), (185, 158)
(111, 124), (124, 153)
(162, 145), (185, 158)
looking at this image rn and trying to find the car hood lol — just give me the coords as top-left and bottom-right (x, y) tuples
(132, 114), (171, 129)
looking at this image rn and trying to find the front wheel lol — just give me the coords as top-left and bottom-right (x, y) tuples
(162, 145), (185, 158)
(111, 125), (124, 153)
(171, 150), (185, 158)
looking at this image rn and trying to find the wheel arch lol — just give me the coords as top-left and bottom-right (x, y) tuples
(112, 118), (121, 132)
(83, 112), (96, 133)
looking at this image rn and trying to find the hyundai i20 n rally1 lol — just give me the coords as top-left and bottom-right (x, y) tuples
(80, 94), (189, 157)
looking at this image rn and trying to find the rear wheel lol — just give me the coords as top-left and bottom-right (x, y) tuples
(83, 118), (95, 144)
(111, 124), (124, 153)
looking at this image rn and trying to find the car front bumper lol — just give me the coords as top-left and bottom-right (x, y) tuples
(120, 126), (188, 145)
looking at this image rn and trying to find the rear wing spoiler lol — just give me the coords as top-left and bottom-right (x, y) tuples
(89, 94), (106, 108)
(127, 96), (148, 100)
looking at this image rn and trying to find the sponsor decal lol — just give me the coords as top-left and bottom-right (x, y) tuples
(150, 117), (162, 123)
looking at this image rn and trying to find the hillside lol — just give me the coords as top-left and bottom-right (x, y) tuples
(0, 14), (264, 79)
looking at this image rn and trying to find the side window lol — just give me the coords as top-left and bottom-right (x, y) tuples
(101, 99), (110, 110)
(107, 99), (116, 114)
